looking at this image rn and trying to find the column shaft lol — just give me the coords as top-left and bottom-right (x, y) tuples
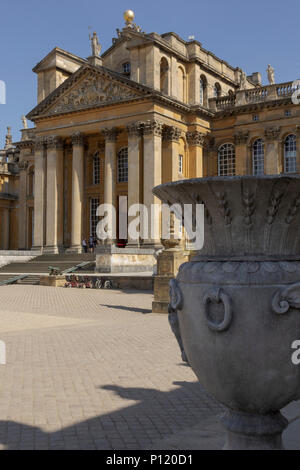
(127, 123), (142, 246)
(33, 138), (45, 251)
(103, 128), (118, 244)
(69, 133), (84, 253)
(264, 128), (282, 175)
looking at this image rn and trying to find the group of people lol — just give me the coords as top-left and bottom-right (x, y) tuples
(82, 236), (97, 253)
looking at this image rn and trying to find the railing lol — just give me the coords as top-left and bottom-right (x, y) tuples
(209, 81), (300, 111)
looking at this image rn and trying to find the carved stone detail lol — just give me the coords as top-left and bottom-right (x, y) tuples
(143, 120), (163, 137)
(216, 192), (232, 226)
(169, 279), (183, 311)
(234, 131), (249, 145)
(50, 73), (139, 115)
(163, 126), (181, 142)
(186, 131), (205, 147)
(71, 132), (85, 147)
(126, 122), (143, 137)
(264, 127), (281, 142)
(242, 191), (255, 227)
(203, 287), (233, 332)
(46, 135), (64, 150)
(272, 281), (300, 314)
(103, 128), (119, 143)
(34, 137), (45, 151)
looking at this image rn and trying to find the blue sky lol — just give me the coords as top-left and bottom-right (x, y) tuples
(0, 0), (299, 147)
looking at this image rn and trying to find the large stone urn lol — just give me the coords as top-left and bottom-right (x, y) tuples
(153, 175), (300, 450)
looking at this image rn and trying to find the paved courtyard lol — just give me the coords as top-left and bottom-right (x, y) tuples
(0, 285), (298, 450)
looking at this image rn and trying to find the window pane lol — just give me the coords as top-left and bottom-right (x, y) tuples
(93, 153), (100, 185)
(90, 197), (100, 239)
(284, 134), (297, 173)
(218, 144), (236, 176)
(118, 148), (128, 183)
(253, 139), (264, 176)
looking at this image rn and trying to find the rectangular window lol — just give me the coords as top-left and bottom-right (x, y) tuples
(90, 197), (100, 239)
(93, 155), (100, 185)
(179, 154), (183, 175)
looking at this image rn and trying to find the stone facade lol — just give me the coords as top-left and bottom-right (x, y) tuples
(1, 12), (300, 274)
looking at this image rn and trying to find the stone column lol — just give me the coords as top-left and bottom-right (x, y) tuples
(44, 136), (63, 254)
(68, 132), (85, 253)
(234, 131), (250, 175)
(32, 137), (46, 251)
(143, 119), (163, 247)
(18, 159), (29, 250)
(187, 131), (205, 177)
(2, 207), (10, 250)
(103, 128), (118, 245)
(162, 126), (181, 182)
(127, 122), (142, 246)
(264, 127), (282, 175)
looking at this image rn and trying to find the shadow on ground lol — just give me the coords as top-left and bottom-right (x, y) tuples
(0, 381), (224, 450)
(100, 304), (152, 314)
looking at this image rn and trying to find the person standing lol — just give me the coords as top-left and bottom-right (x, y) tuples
(89, 235), (94, 253)
(82, 239), (87, 253)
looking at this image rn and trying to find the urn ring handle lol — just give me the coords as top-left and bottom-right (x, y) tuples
(203, 288), (233, 332)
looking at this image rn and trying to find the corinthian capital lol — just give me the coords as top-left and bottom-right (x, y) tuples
(264, 127), (281, 142)
(103, 127), (119, 142)
(126, 122), (143, 137)
(71, 132), (85, 146)
(143, 119), (163, 137)
(186, 131), (205, 147)
(34, 136), (45, 151)
(46, 135), (64, 150)
(163, 126), (181, 142)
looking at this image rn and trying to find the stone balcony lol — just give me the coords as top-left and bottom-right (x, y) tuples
(209, 81), (300, 112)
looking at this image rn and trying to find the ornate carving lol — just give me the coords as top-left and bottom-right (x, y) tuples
(186, 131), (205, 147)
(242, 190), (255, 227)
(203, 287), (233, 332)
(264, 127), (281, 142)
(216, 192), (232, 226)
(34, 137), (45, 151)
(71, 132), (85, 147)
(286, 194), (300, 224)
(126, 122), (143, 137)
(50, 73), (139, 115)
(267, 189), (284, 225)
(46, 135), (64, 150)
(169, 279), (183, 311)
(143, 120), (163, 137)
(234, 131), (249, 145)
(163, 126), (181, 142)
(103, 128), (119, 143)
(272, 281), (300, 314)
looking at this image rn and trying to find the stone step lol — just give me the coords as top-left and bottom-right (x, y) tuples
(17, 275), (40, 285)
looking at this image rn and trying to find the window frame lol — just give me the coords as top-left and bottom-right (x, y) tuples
(218, 143), (236, 177)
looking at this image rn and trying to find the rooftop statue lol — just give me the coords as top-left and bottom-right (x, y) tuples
(267, 64), (275, 85)
(21, 115), (28, 129)
(89, 31), (101, 57)
(239, 70), (247, 90)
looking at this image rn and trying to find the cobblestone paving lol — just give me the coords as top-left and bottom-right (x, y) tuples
(0, 285), (223, 450)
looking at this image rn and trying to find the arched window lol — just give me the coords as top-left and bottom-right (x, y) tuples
(93, 152), (100, 185)
(284, 134), (297, 173)
(177, 67), (185, 102)
(213, 83), (221, 98)
(199, 75), (207, 107)
(252, 139), (265, 175)
(218, 143), (236, 176)
(122, 62), (131, 77)
(160, 57), (169, 94)
(117, 148), (128, 182)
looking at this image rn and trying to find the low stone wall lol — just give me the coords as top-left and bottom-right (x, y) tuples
(96, 247), (157, 273)
(0, 250), (40, 268)
(40, 275), (66, 287)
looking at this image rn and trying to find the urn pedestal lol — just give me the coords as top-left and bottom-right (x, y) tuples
(153, 176), (300, 450)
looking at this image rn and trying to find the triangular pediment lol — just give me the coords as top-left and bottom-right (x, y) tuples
(27, 65), (151, 120)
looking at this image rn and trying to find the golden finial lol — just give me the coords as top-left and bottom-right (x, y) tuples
(124, 10), (135, 25)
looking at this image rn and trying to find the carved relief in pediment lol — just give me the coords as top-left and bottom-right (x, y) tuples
(49, 73), (140, 114)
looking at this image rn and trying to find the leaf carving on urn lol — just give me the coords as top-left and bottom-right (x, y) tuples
(272, 282), (300, 314)
(169, 279), (183, 311)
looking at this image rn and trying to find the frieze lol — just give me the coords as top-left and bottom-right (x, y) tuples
(49, 73), (140, 115)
